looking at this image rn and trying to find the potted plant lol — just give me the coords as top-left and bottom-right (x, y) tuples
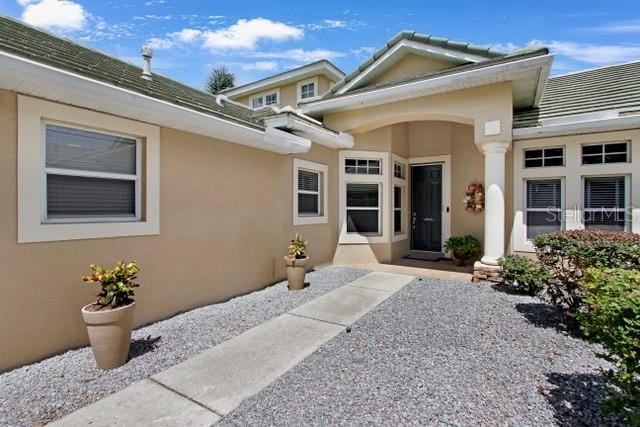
(81, 261), (139, 369)
(444, 235), (481, 266)
(284, 233), (309, 290)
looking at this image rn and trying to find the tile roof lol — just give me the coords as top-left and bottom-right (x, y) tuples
(324, 30), (509, 97)
(514, 61), (640, 129)
(0, 15), (266, 129)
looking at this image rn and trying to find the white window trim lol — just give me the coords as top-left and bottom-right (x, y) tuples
(392, 154), (408, 242)
(297, 77), (319, 102)
(523, 177), (565, 243)
(512, 135), (639, 253)
(408, 155), (451, 251)
(41, 121), (143, 224)
(582, 174), (630, 232)
(339, 150), (390, 244)
(293, 158), (328, 225)
(581, 140), (630, 165)
(18, 95), (160, 243)
(523, 145), (565, 168)
(250, 88), (280, 109)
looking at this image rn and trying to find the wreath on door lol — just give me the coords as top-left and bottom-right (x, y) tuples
(463, 182), (484, 214)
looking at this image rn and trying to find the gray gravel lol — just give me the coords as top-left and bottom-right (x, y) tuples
(0, 266), (367, 427)
(221, 277), (623, 427)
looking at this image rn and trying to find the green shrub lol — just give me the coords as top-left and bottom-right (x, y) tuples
(579, 268), (640, 424)
(82, 261), (139, 308)
(287, 233), (308, 259)
(533, 230), (640, 316)
(444, 235), (481, 266)
(498, 255), (551, 296)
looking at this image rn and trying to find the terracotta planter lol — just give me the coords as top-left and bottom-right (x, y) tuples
(81, 302), (135, 369)
(284, 256), (309, 290)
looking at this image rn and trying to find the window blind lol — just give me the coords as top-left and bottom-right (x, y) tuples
(298, 170), (319, 192)
(584, 176), (625, 209)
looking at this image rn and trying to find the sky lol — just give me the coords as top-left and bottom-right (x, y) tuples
(1, 0), (640, 91)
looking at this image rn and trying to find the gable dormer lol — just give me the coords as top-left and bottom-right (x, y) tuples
(327, 31), (508, 95)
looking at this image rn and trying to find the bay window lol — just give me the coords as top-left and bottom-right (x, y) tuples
(346, 183), (380, 235)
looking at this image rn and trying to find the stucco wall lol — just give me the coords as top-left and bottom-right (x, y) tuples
(368, 54), (453, 87)
(0, 89), (339, 372)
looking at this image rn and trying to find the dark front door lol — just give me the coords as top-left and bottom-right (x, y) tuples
(411, 164), (443, 252)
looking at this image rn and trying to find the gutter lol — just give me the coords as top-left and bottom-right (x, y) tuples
(512, 114), (640, 140)
(0, 50), (311, 155)
(301, 54), (553, 115)
(263, 112), (354, 149)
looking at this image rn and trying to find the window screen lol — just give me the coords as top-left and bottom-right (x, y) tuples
(584, 176), (626, 231)
(525, 179), (562, 239)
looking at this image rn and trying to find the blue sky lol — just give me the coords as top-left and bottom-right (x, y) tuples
(1, 0), (640, 90)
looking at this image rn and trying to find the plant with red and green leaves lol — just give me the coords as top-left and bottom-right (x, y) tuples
(82, 261), (139, 308)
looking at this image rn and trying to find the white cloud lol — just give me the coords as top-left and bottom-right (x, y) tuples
(304, 19), (348, 30)
(240, 61), (279, 71)
(250, 48), (344, 63)
(581, 20), (640, 34)
(534, 39), (640, 64)
(170, 28), (202, 43)
(146, 37), (175, 50)
(201, 18), (303, 50)
(351, 46), (375, 58)
(20, 0), (87, 30)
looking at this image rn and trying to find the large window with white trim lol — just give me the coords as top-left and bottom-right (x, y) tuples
(44, 123), (140, 222)
(297, 169), (321, 216)
(346, 183), (380, 235)
(583, 176), (627, 231)
(525, 179), (562, 239)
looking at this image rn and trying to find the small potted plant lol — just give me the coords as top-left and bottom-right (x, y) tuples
(81, 261), (139, 369)
(284, 233), (309, 290)
(444, 235), (481, 266)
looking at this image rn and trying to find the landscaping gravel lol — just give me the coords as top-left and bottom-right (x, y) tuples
(222, 277), (623, 427)
(0, 266), (367, 427)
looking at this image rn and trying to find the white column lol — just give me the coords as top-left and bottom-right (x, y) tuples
(479, 141), (510, 265)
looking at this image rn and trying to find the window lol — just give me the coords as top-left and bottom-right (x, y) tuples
(250, 91), (278, 109)
(582, 142), (629, 165)
(393, 161), (406, 179)
(345, 158), (381, 175)
(18, 95), (159, 243)
(524, 147), (564, 168)
(346, 183), (380, 235)
(293, 158), (328, 225)
(394, 186), (403, 234)
(297, 169), (320, 216)
(44, 124), (140, 221)
(584, 176), (627, 231)
(300, 82), (315, 99)
(525, 179), (562, 239)
(265, 92), (278, 106)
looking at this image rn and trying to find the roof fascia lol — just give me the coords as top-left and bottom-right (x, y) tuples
(302, 54), (553, 116)
(336, 39), (489, 95)
(0, 50), (310, 154)
(513, 113), (640, 140)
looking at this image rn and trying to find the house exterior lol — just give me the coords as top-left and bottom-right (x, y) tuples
(1, 15), (639, 372)
(221, 60), (344, 108)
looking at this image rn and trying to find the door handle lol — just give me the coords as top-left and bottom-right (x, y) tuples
(423, 217), (433, 222)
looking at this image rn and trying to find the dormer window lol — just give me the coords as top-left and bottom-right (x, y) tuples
(298, 77), (318, 101)
(250, 90), (279, 109)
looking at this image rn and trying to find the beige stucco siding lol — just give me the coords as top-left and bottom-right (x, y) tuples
(0, 89), (338, 372)
(368, 54), (454, 87)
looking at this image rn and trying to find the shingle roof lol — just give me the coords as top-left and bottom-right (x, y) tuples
(314, 46), (548, 101)
(514, 61), (640, 129)
(324, 30), (509, 97)
(0, 15), (265, 129)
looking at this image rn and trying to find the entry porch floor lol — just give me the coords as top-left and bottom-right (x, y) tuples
(0, 266), (621, 426)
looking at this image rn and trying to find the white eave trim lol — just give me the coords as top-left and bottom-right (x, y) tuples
(302, 54), (553, 115)
(264, 114), (354, 149)
(221, 61), (344, 99)
(0, 50), (311, 154)
(513, 114), (640, 140)
(337, 39), (488, 95)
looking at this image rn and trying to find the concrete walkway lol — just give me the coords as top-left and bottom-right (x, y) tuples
(52, 272), (414, 426)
